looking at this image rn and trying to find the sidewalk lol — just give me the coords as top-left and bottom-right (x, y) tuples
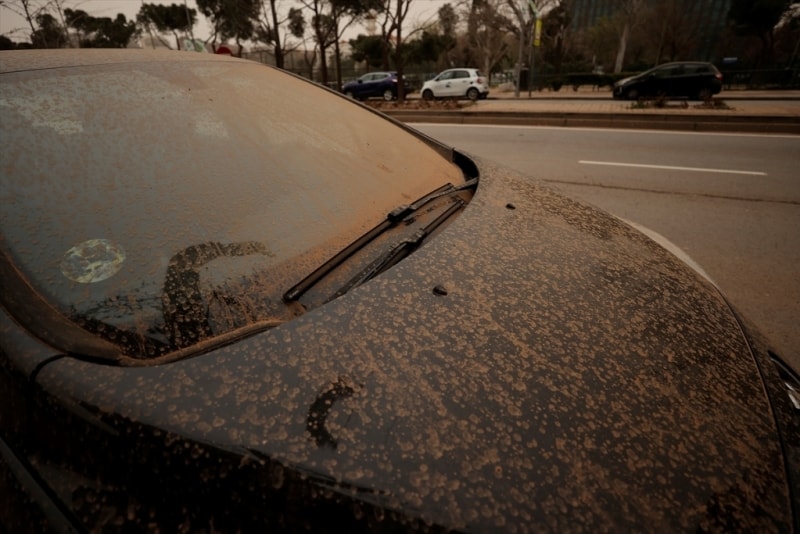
(479, 87), (800, 116)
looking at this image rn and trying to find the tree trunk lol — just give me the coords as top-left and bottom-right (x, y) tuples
(333, 11), (343, 92)
(268, 0), (284, 68)
(614, 22), (629, 73)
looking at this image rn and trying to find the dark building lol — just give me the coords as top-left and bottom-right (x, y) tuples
(567, 0), (731, 64)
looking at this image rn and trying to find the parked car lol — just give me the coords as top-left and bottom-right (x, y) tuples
(341, 71), (410, 101)
(613, 61), (723, 100)
(421, 68), (490, 101)
(2, 49), (798, 532)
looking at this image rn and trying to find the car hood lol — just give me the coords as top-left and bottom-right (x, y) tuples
(37, 157), (792, 531)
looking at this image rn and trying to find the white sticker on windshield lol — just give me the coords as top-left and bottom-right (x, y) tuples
(60, 239), (126, 284)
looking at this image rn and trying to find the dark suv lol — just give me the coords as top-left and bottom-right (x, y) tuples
(613, 61), (723, 100)
(341, 71), (410, 101)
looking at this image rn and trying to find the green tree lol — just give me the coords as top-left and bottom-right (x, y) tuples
(30, 12), (67, 48)
(373, 0), (417, 100)
(437, 3), (459, 67)
(542, 1), (571, 76)
(404, 30), (452, 69)
(330, 0), (385, 91)
(196, 0), (259, 56)
(729, 0), (792, 66)
(773, 3), (800, 67)
(137, 3), (197, 50)
(64, 9), (92, 42)
(65, 9), (138, 48)
(467, 0), (515, 77)
(0, 35), (19, 49)
(348, 33), (386, 67)
(587, 14), (623, 71)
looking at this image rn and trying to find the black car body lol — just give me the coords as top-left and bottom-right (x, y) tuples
(342, 71), (410, 101)
(613, 61), (723, 100)
(1, 50), (798, 532)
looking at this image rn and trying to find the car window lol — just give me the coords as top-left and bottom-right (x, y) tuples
(0, 58), (464, 358)
(654, 66), (679, 78)
(437, 71), (454, 81)
(687, 65), (710, 74)
(455, 70), (470, 79)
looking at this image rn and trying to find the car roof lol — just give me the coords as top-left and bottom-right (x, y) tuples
(653, 61), (714, 68)
(0, 49), (242, 75)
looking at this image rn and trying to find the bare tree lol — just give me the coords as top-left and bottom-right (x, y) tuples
(301, 36), (319, 77)
(329, 0), (384, 93)
(256, 0), (306, 68)
(612, 0), (644, 72)
(1, 0), (60, 43)
(299, 0), (337, 84)
(637, 0), (697, 64)
(505, 0), (557, 96)
(464, 0), (515, 77)
(729, 0), (793, 67)
(374, 0), (415, 101)
(505, 0), (533, 96)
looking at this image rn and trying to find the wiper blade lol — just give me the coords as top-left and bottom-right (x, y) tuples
(326, 197), (466, 302)
(284, 179), (476, 302)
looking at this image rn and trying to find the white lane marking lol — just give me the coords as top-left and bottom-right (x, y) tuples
(579, 160), (767, 176)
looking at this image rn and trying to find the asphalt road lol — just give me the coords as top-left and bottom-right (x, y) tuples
(412, 123), (800, 372)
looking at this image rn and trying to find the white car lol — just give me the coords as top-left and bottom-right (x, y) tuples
(421, 68), (489, 101)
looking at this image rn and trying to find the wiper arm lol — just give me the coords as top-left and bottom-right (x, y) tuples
(284, 179), (476, 303)
(326, 197), (466, 302)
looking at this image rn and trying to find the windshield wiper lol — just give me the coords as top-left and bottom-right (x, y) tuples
(325, 197), (465, 303)
(283, 179), (476, 303)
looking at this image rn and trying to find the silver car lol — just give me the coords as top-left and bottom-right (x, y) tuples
(421, 68), (489, 101)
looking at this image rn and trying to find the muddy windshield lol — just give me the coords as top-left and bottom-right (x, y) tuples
(0, 53), (464, 360)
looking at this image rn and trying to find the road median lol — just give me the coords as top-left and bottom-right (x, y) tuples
(380, 108), (800, 134)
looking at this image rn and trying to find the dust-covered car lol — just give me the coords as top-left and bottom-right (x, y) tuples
(1, 50), (798, 532)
